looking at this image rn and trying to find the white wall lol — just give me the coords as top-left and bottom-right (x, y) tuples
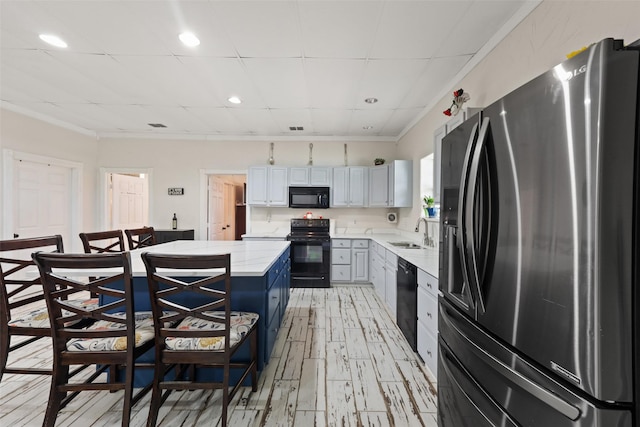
(396, 0), (640, 231)
(0, 109), (99, 244)
(97, 138), (399, 237)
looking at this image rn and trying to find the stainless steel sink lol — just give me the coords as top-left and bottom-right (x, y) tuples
(388, 242), (423, 249)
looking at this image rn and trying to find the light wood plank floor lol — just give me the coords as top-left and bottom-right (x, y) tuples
(0, 285), (438, 426)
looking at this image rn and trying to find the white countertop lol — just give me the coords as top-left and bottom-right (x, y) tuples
(128, 240), (290, 277)
(54, 240), (291, 278)
(333, 233), (439, 278)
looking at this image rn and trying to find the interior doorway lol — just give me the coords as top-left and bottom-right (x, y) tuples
(2, 149), (82, 251)
(204, 173), (246, 241)
(99, 168), (152, 232)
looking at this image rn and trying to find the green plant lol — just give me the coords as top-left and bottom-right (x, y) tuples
(374, 158), (385, 165)
(423, 195), (435, 207)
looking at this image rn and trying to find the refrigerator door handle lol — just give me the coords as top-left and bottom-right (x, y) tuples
(440, 304), (582, 421)
(457, 122), (479, 308)
(464, 117), (491, 313)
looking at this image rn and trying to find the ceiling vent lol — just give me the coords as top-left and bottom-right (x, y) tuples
(148, 123), (167, 128)
(289, 126), (304, 131)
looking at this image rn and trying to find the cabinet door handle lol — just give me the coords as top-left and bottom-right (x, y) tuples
(427, 312), (432, 318)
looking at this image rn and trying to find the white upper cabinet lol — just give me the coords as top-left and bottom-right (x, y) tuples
(247, 166), (289, 206)
(331, 167), (367, 207)
(369, 160), (413, 208)
(289, 167), (332, 186)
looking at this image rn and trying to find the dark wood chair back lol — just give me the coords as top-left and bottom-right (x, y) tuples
(124, 226), (156, 250)
(141, 252), (258, 427)
(32, 251), (155, 427)
(79, 230), (125, 253)
(0, 235), (66, 381)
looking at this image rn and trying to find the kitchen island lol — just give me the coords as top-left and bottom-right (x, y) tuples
(108, 240), (291, 382)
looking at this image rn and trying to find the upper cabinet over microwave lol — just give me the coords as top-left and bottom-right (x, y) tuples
(289, 167), (332, 187)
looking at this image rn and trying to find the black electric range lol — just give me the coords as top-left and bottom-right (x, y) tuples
(286, 219), (331, 288)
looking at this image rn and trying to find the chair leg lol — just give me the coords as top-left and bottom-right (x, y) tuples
(122, 362), (133, 427)
(146, 364), (163, 427)
(0, 327), (8, 383)
(43, 365), (68, 427)
(250, 329), (258, 392)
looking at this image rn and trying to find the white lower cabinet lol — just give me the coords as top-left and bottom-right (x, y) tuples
(417, 267), (438, 378)
(331, 239), (369, 283)
(369, 241), (386, 300)
(384, 250), (398, 318)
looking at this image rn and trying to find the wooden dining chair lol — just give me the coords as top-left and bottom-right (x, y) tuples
(32, 251), (156, 427)
(0, 235), (97, 383)
(141, 252), (259, 427)
(124, 226), (156, 250)
(79, 229), (125, 253)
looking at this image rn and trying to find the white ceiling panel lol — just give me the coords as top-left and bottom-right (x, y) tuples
(242, 58), (309, 108)
(298, 1), (384, 58)
(371, 1), (472, 59)
(304, 59), (365, 109)
(348, 109), (394, 135)
(357, 59), (429, 107)
(212, 1), (302, 58)
(270, 108), (314, 134)
(437, 1), (526, 57)
(311, 109), (353, 136)
(177, 56), (263, 108)
(399, 55), (473, 109)
(0, 0), (540, 140)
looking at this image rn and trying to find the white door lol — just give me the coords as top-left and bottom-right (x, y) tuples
(223, 182), (235, 240)
(14, 160), (72, 244)
(208, 176), (224, 240)
(111, 173), (147, 230)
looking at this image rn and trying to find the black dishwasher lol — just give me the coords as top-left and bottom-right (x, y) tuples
(397, 257), (417, 351)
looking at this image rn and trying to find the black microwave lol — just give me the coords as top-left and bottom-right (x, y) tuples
(289, 186), (330, 209)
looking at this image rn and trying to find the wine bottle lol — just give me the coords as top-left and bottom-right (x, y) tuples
(172, 213), (177, 230)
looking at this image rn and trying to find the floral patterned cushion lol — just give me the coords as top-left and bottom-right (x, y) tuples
(8, 298), (99, 329)
(165, 311), (259, 351)
(66, 311), (155, 352)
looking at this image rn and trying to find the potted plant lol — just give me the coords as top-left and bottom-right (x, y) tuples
(423, 195), (436, 217)
(374, 158), (385, 166)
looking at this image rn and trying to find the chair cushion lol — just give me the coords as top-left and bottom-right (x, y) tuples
(165, 311), (259, 351)
(8, 298), (99, 329)
(66, 311), (155, 352)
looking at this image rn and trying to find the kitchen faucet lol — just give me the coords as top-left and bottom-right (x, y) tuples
(415, 217), (434, 247)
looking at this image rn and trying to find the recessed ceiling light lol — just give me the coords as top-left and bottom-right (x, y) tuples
(179, 32), (200, 47)
(228, 96), (242, 104)
(39, 34), (67, 48)
(364, 97), (378, 104)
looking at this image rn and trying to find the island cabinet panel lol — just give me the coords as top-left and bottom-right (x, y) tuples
(105, 246), (291, 386)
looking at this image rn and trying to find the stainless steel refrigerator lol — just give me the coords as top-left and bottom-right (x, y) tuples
(438, 38), (640, 426)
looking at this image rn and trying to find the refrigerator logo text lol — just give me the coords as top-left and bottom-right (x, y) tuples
(558, 64), (587, 81)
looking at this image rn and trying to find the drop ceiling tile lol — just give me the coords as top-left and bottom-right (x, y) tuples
(399, 55), (472, 108)
(242, 58), (309, 108)
(348, 109), (394, 135)
(437, 1), (526, 57)
(382, 107), (424, 136)
(1, 51), (88, 104)
(304, 59), (365, 109)
(310, 109), (353, 136)
(228, 108), (281, 135)
(186, 106), (245, 134)
(177, 56), (264, 108)
(269, 108), (313, 133)
(356, 59), (429, 108)
(211, 1), (302, 58)
(370, 1), (472, 59)
(124, 1), (237, 57)
(36, 1), (172, 55)
(299, 1), (384, 58)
